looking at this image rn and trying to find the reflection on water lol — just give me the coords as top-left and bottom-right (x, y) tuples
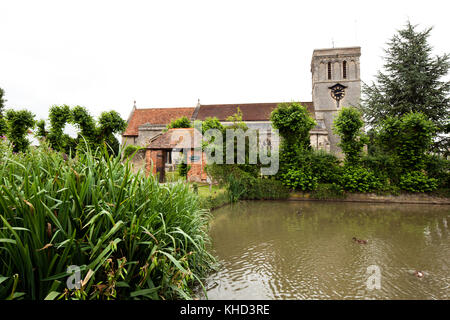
(201, 201), (450, 300)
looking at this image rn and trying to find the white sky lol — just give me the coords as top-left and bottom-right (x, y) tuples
(1, 0), (450, 124)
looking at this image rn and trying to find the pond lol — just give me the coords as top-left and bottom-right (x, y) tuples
(201, 201), (450, 300)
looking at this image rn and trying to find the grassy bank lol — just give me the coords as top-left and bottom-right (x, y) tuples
(0, 144), (215, 300)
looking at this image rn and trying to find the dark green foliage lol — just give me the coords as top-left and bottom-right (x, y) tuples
(333, 107), (368, 165)
(424, 155), (450, 188)
(205, 108), (261, 182)
(122, 144), (142, 159)
(177, 158), (191, 179)
(310, 183), (346, 200)
(0, 142), (214, 300)
(362, 21), (450, 155)
(225, 174), (290, 202)
(310, 150), (341, 184)
(5, 109), (35, 153)
(167, 116), (192, 129)
(399, 171), (438, 193)
(338, 166), (383, 193)
(377, 112), (436, 172)
(362, 153), (401, 186)
(280, 167), (318, 191)
(271, 102), (318, 190)
(47, 105), (75, 154)
(71, 106), (97, 145)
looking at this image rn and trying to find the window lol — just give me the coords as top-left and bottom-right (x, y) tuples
(327, 62), (332, 80)
(343, 61), (347, 79)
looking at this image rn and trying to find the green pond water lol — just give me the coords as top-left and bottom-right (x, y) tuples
(201, 201), (450, 300)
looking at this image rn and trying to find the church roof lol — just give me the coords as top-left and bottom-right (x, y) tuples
(123, 107), (194, 136)
(123, 102), (315, 136)
(195, 102), (314, 121)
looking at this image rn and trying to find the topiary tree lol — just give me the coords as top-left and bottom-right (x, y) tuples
(46, 105), (75, 154)
(333, 107), (369, 166)
(270, 102), (317, 191)
(5, 109), (35, 153)
(98, 110), (127, 156)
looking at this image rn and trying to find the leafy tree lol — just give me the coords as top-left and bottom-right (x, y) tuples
(98, 110), (127, 155)
(377, 112), (436, 172)
(333, 107), (368, 165)
(5, 109), (35, 153)
(362, 21), (450, 154)
(270, 102), (317, 190)
(71, 106), (97, 145)
(47, 105), (75, 154)
(167, 116), (192, 129)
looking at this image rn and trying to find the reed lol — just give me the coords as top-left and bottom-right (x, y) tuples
(0, 142), (214, 300)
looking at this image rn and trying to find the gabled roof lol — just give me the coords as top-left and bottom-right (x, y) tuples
(123, 102), (315, 137)
(123, 107), (194, 136)
(147, 128), (200, 150)
(195, 102), (314, 121)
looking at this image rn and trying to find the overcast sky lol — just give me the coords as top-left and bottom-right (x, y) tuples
(1, 0), (449, 124)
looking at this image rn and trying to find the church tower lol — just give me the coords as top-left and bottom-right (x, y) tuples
(311, 47), (361, 155)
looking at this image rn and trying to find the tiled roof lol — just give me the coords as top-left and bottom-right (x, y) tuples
(147, 128), (200, 150)
(123, 107), (195, 136)
(123, 102), (315, 136)
(195, 102), (315, 121)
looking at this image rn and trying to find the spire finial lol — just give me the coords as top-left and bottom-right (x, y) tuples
(133, 100), (136, 108)
(197, 98), (201, 107)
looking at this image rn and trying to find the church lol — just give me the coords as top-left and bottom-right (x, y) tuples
(122, 47), (361, 162)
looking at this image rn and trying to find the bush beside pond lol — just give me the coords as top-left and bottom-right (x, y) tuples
(0, 143), (214, 300)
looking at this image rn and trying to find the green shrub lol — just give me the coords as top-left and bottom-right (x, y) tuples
(310, 150), (342, 183)
(338, 166), (383, 193)
(281, 168), (318, 191)
(0, 142), (214, 300)
(399, 171), (438, 193)
(310, 183), (346, 200)
(240, 177), (290, 200)
(424, 155), (450, 188)
(122, 144), (142, 159)
(362, 153), (401, 185)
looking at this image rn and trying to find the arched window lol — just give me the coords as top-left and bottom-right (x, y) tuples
(343, 61), (347, 79)
(327, 62), (332, 80)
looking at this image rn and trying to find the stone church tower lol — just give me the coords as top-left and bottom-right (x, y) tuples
(311, 47), (361, 155)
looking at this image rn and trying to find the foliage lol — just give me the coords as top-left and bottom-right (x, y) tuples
(46, 105), (75, 154)
(38, 106), (127, 157)
(205, 108), (260, 183)
(5, 109), (35, 153)
(362, 153), (401, 186)
(271, 102), (317, 189)
(424, 154), (450, 188)
(310, 183), (346, 200)
(280, 168), (318, 192)
(225, 174), (290, 203)
(310, 150), (342, 184)
(362, 21), (450, 155)
(338, 166), (383, 193)
(399, 171), (438, 193)
(167, 116), (192, 129)
(177, 158), (191, 179)
(0, 142), (214, 300)
(333, 107), (368, 165)
(122, 144), (143, 159)
(377, 112), (436, 172)
(270, 102), (316, 147)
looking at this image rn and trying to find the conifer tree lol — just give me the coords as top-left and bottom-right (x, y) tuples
(362, 21), (450, 154)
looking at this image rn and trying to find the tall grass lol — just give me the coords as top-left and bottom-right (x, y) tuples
(0, 142), (214, 300)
